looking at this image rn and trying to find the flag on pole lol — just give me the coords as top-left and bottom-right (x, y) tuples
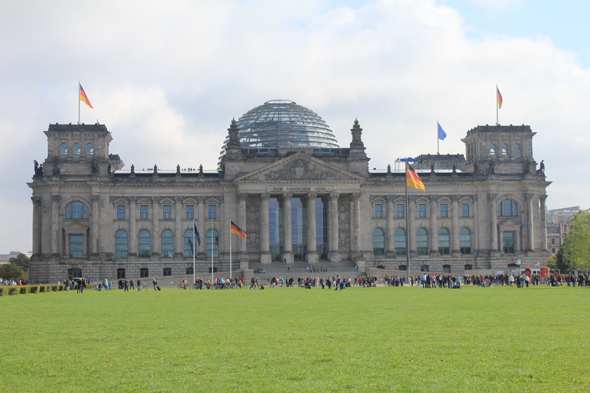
(406, 164), (425, 192)
(497, 86), (503, 109)
(230, 221), (247, 239)
(193, 222), (201, 246)
(437, 122), (447, 140)
(79, 84), (93, 108)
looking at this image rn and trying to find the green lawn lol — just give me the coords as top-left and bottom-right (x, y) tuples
(1, 284), (589, 392)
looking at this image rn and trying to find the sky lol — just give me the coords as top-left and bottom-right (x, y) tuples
(1, 0), (589, 254)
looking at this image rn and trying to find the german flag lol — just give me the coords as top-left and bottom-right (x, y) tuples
(80, 84), (93, 108)
(497, 86), (503, 109)
(406, 164), (425, 192)
(230, 220), (247, 239)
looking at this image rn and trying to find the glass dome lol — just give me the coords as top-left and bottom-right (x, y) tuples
(219, 100), (339, 166)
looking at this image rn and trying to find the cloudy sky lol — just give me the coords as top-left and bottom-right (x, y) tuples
(1, 0), (589, 253)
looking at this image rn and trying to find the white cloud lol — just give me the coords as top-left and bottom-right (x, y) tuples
(0, 0), (588, 252)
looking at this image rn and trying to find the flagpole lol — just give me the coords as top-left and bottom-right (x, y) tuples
(229, 219), (232, 280)
(496, 85), (499, 125)
(78, 82), (80, 125)
(405, 160), (411, 284)
(211, 218), (214, 284)
(192, 220), (196, 286)
(437, 121), (439, 155)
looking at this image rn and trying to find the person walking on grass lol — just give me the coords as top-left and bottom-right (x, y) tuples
(153, 277), (157, 291)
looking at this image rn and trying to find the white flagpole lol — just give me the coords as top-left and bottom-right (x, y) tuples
(437, 121), (439, 155)
(405, 160), (411, 284)
(229, 219), (232, 280)
(211, 218), (214, 284)
(78, 82), (81, 125)
(496, 85), (499, 126)
(192, 220), (196, 285)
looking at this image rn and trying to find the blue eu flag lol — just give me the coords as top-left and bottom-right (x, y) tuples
(193, 222), (201, 246)
(438, 122), (447, 140)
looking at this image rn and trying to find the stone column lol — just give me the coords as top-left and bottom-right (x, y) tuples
(488, 193), (498, 254)
(451, 195), (460, 255)
(409, 196), (417, 257)
(540, 194), (547, 251)
(306, 193), (318, 263)
(260, 193), (271, 264)
(152, 197), (160, 256)
(129, 197), (137, 258)
(282, 192), (293, 264)
(174, 196), (183, 258)
(51, 194), (60, 257)
(386, 195), (395, 257)
(91, 195), (100, 256)
(429, 196), (438, 256)
(31, 197), (42, 257)
(351, 193), (362, 256)
(328, 192), (341, 262)
(238, 194), (248, 265)
(197, 196), (205, 257)
(525, 193), (535, 252)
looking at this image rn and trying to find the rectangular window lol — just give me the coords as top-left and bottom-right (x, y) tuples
(163, 205), (172, 219)
(503, 231), (515, 253)
(70, 234), (84, 258)
(140, 205), (148, 219)
(208, 205), (217, 219)
(117, 205), (125, 220)
(440, 204), (448, 218)
(140, 268), (149, 278)
(186, 205), (194, 219)
(374, 204), (383, 218)
(163, 267), (172, 277)
(462, 203), (469, 217)
(396, 204), (404, 218)
(419, 204), (426, 218)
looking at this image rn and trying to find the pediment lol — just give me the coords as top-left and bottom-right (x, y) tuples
(498, 218), (521, 229)
(234, 152), (365, 183)
(372, 197), (386, 203)
(63, 222), (89, 231)
(206, 197), (221, 205)
(459, 196), (474, 204)
(159, 197), (175, 205)
(111, 197), (129, 206)
(183, 198), (197, 205)
(437, 196), (451, 204)
(137, 198), (152, 205)
(394, 197), (406, 203)
(415, 196), (430, 203)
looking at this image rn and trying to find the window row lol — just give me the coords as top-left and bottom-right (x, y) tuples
(115, 229), (219, 259)
(490, 143), (520, 156)
(116, 204), (213, 220)
(372, 227), (473, 256)
(374, 203), (470, 218)
(60, 142), (94, 156)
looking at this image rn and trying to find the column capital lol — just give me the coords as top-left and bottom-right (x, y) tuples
(260, 192), (271, 199)
(238, 193), (248, 201)
(152, 196), (160, 204)
(307, 192), (317, 200)
(451, 195), (460, 202)
(386, 195), (395, 202)
(487, 193), (497, 202)
(329, 192), (340, 200)
(91, 195), (100, 203)
(51, 195), (61, 203)
(197, 196), (206, 203)
(31, 196), (42, 206)
(174, 196), (182, 203)
(524, 192), (535, 201)
(540, 194), (547, 202)
(352, 193), (361, 202)
(129, 196), (137, 204)
(282, 192), (293, 200)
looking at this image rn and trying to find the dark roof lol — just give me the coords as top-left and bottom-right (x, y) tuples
(47, 123), (109, 133)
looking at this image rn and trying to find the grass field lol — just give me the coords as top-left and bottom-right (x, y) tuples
(1, 284), (589, 392)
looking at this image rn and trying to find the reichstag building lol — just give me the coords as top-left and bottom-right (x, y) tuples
(28, 100), (551, 283)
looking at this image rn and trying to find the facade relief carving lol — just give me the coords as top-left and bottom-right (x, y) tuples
(262, 158), (340, 181)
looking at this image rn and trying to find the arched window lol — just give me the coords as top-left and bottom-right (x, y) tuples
(416, 228), (428, 255)
(460, 227), (471, 254)
(438, 228), (450, 254)
(490, 144), (496, 156)
(86, 143), (94, 155)
(372, 228), (384, 256)
(497, 200), (518, 217)
(394, 228), (406, 255)
(161, 229), (174, 257)
(501, 144), (508, 155)
(60, 143), (68, 155)
(514, 144), (520, 155)
(184, 229), (195, 257)
(115, 230), (128, 258)
(138, 230), (151, 257)
(65, 202), (88, 219)
(206, 229), (219, 257)
(73, 143), (81, 155)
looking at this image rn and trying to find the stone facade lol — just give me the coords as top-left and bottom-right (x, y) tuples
(28, 119), (551, 283)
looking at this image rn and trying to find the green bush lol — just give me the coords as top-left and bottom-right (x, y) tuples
(39, 285), (46, 293)
(8, 287), (19, 295)
(0, 286), (8, 296)
(58, 285), (65, 291)
(51, 285), (58, 292)
(19, 286), (27, 294)
(29, 285), (39, 294)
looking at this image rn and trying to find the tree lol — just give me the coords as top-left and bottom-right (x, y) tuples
(9, 253), (29, 272)
(0, 264), (25, 280)
(555, 210), (590, 272)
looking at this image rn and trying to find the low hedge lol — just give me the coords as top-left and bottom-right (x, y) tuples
(8, 287), (20, 295)
(29, 285), (39, 293)
(1, 284), (68, 297)
(0, 286), (9, 296)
